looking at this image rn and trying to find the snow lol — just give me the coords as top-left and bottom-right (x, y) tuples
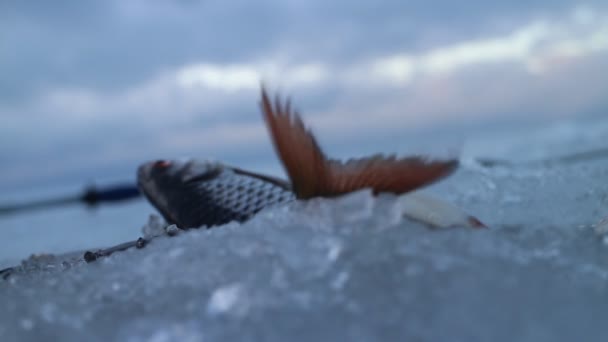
(1, 117), (608, 341)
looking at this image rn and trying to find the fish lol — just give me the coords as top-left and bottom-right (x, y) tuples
(137, 158), (484, 229)
(137, 159), (295, 228)
(137, 86), (485, 229)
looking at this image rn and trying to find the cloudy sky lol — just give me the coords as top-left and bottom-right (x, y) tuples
(1, 1), (607, 193)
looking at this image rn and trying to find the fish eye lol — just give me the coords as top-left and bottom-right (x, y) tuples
(153, 160), (172, 169)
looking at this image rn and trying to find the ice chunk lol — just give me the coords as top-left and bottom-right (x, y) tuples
(164, 224), (182, 236)
(398, 191), (484, 228)
(141, 214), (167, 239)
(594, 217), (608, 236)
(206, 283), (248, 317)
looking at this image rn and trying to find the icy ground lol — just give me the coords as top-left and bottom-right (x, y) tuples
(2, 117), (608, 342)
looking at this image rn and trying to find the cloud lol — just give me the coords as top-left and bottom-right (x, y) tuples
(5, 5), (605, 120)
(1, 3), (607, 191)
(3, 0), (605, 102)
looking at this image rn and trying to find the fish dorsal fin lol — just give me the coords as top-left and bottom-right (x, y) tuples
(230, 166), (292, 191)
(260, 87), (328, 199)
(260, 87), (459, 199)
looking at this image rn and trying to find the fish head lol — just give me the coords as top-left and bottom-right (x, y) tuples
(137, 158), (223, 225)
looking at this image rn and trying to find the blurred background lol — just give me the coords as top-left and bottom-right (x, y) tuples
(1, 1), (607, 264)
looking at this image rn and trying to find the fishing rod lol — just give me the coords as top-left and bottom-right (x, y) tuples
(0, 183), (142, 216)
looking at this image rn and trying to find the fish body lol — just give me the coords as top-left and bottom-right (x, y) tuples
(137, 159), (294, 229)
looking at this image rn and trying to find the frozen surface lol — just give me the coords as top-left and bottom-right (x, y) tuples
(2, 117), (608, 342)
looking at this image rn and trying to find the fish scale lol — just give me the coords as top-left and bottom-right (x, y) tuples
(187, 169), (294, 226)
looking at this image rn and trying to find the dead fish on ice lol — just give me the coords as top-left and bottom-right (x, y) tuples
(137, 87), (485, 229)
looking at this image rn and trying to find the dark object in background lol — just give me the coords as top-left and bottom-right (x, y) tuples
(0, 183), (141, 216)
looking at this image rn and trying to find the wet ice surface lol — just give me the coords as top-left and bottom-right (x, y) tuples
(2, 117), (608, 342)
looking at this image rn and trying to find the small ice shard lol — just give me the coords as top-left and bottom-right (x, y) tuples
(398, 192), (486, 229)
(326, 240), (342, 262)
(594, 217), (608, 237)
(40, 303), (58, 323)
(167, 247), (185, 259)
(20, 319), (34, 330)
(164, 224), (182, 237)
(331, 189), (375, 222)
(206, 283), (248, 317)
(24, 253), (56, 264)
(502, 194), (522, 204)
(142, 214), (167, 239)
(331, 271), (350, 290)
(271, 268), (289, 289)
